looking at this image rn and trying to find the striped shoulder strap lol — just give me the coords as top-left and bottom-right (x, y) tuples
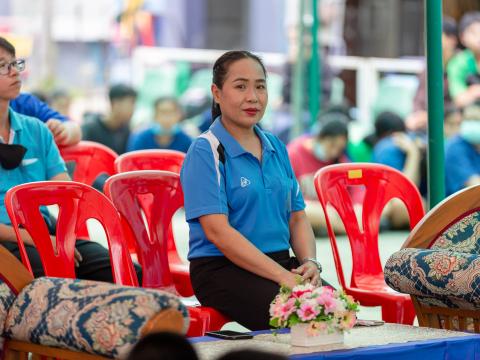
(198, 131), (226, 186)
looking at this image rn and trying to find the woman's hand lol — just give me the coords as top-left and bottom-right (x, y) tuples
(292, 261), (322, 287)
(278, 272), (300, 289)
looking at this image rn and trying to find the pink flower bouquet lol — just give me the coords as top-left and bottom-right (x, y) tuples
(269, 284), (359, 337)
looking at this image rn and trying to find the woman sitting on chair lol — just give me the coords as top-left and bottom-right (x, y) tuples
(181, 50), (326, 330)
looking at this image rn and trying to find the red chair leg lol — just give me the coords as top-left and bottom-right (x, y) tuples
(198, 306), (230, 331)
(186, 307), (210, 337)
(381, 299), (416, 325)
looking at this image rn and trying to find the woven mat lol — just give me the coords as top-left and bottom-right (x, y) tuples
(194, 324), (473, 359)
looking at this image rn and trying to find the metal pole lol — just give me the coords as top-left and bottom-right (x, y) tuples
(309, 0), (320, 124)
(425, 0), (445, 208)
(291, 0), (306, 139)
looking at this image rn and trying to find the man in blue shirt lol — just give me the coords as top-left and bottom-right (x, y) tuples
(0, 37), (139, 282)
(127, 97), (192, 153)
(10, 92), (82, 146)
(445, 104), (480, 195)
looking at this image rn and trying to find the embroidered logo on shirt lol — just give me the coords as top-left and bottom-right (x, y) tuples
(240, 177), (251, 188)
(21, 158), (38, 166)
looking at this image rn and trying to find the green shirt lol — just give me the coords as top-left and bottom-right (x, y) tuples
(347, 140), (373, 163)
(447, 49), (480, 98)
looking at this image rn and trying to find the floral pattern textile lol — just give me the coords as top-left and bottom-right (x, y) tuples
(0, 280), (16, 354)
(4, 277), (189, 359)
(384, 248), (480, 310)
(431, 211), (480, 253)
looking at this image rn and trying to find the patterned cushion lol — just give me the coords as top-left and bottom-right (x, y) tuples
(4, 277), (189, 359)
(430, 211), (480, 253)
(385, 248), (480, 310)
(0, 279), (16, 353)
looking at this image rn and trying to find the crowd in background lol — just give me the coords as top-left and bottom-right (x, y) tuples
(13, 11), (480, 235)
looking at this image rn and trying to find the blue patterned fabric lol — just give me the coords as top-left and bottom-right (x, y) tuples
(430, 211), (480, 253)
(385, 248), (480, 310)
(0, 279), (16, 353)
(4, 277), (189, 358)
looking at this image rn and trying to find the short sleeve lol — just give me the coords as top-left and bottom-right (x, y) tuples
(180, 139), (228, 221)
(39, 122), (67, 178)
(277, 137), (306, 212)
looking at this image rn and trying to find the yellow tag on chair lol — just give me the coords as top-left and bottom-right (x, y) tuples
(348, 169), (363, 179)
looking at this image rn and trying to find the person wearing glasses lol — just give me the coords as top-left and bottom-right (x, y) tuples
(0, 37), (141, 283)
(0, 50), (81, 147)
(5, 57), (81, 147)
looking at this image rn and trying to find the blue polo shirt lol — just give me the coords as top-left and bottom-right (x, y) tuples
(10, 93), (67, 123)
(127, 127), (193, 153)
(373, 137), (406, 170)
(445, 135), (480, 195)
(0, 109), (67, 225)
(181, 118), (305, 260)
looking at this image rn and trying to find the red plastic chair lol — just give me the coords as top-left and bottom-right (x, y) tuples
(60, 141), (118, 239)
(104, 170), (230, 334)
(4, 181), (137, 286)
(115, 150), (186, 272)
(314, 163), (425, 324)
(115, 149), (185, 174)
(60, 141), (118, 185)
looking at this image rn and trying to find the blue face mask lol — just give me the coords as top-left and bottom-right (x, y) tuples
(152, 123), (181, 136)
(460, 120), (480, 145)
(313, 142), (328, 161)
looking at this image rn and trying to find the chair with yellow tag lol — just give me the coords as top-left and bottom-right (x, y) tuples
(314, 163), (425, 324)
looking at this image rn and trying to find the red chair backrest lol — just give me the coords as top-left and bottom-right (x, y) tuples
(114, 149), (185, 263)
(5, 181), (138, 286)
(115, 149), (185, 173)
(104, 171), (183, 293)
(60, 141), (118, 185)
(314, 163), (425, 289)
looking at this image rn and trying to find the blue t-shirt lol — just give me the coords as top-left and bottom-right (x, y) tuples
(127, 127), (193, 153)
(181, 118), (305, 260)
(373, 137), (406, 170)
(445, 135), (480, 195)
(0, 109), (67, 225)
(10, 93), (67, 123)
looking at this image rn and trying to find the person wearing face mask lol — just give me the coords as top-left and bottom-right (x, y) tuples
(445, 104), (480, 195)
(287, 118), (351, 234)
(127, 97), (192, 153)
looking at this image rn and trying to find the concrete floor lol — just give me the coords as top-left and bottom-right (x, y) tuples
(87, 209), (410, 331)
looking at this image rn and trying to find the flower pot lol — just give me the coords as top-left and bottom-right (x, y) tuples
(290, 323), (344, 347)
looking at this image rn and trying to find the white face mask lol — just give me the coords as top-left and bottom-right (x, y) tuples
(313, 142), (328, 161)
(152, 123), (181, 136)
(460, 120), (480, 145)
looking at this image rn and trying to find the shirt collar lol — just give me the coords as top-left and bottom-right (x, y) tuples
(8, 108), (23, 132)
(0, 108), (22, 144)
(210, 117), (275, 158)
